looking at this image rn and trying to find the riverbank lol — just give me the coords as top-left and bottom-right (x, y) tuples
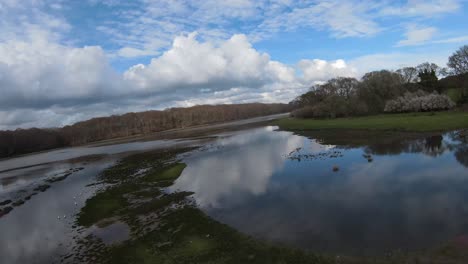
(0, 113), (289, 161)
(274, 111), (468, 132)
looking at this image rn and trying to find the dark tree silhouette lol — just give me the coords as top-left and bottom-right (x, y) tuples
(448, 45), (468, 75)
(455, 146), (468, 168)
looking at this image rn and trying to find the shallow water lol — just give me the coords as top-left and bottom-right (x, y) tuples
(1, 124), (467, 262)
(0, 159), (113, 264)
(172, 126), (468, 256)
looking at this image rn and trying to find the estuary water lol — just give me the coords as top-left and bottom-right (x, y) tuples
(172, 127), (468, 256)
(1, 122), (467, 262)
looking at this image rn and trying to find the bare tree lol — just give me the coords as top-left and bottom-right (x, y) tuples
(328, 77), (360, 99)
(396, 67), (418, 84)
(416, 62), (448, 77)
(448, 45), (468, 75)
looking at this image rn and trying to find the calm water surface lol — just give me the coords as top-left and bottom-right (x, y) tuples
(1, 124), (468, 263)
(173, 126), (468, 255)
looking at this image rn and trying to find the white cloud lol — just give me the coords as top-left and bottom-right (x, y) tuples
(255, 1), (382, 39)
(89, 0), (464, 58)
(0, 30), (125, 109)
(0, 0), (465, 129)
(0, 5), (69, 56)
(433, 35), (468, 44)
(381, 0), (461, 17)
(298, 59), (357, 83)
(93, 0), (264, 59)
(397, 25), (437, 47)
(0, 29), (354, 129)
(123, 33), (297, 92)
(1, 24), (453, 130)
(349, 52), (449, 74)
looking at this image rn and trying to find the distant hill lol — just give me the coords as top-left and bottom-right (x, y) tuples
(0, 103), (291, 158)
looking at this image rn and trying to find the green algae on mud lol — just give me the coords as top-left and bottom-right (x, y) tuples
(99, 207), (326, 264)
(73, 147), (328, 264)
(76, 148), (194, 228)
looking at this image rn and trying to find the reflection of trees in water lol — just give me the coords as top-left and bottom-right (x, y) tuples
(364, 135), (447, 157)
(447, 130), (468, 143)
(364, 135), (445, 157)
(296, 130), (468, 166)
(455, 146), (468, 168)
(299, 130), (447, 156)
(447, 130), (468, 168)
(363, 134), (468, 167)
(424, 135), (444, 157)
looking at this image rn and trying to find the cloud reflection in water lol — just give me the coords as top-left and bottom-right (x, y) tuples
(174, 128), (468, 255)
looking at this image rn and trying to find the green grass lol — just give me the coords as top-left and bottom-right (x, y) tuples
(77, 183), (139, 227)
(77, 149), (194, 227)
(143, 163), (187, 182)
(275, 111), (468, 132)
(102, 207), (327, 264)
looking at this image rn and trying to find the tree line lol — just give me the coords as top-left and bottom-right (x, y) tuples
(292, 45), (468, 118)
(0, 103), (291, 158)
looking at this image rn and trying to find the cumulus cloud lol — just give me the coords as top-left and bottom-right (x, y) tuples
(0, 29), (353, 129)
(124, 33), (296, 92)
(298, 59), (357, 83)
(0, 30), (125, 109)
(0, 27), (448, 130)
(0, 0), (463, 129)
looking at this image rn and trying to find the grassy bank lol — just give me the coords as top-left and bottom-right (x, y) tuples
(275, 111), (468, 132)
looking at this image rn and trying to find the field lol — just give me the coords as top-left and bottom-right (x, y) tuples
(275, 111), (468, 132)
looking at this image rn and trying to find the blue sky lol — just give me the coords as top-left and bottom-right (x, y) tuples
(0, 0), (467, 129)
(59, 0), (468, 69)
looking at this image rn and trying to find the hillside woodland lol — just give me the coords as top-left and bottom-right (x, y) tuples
(0, 103), (290, 158)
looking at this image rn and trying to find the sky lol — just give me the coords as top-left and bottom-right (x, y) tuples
(0, 0), (467, 130)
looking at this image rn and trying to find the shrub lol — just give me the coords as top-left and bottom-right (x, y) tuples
(291, 97), (368, 119)
(446, 88), (463, 104)
(291, 105), (327, 118)
(384, 90), (455, 113)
